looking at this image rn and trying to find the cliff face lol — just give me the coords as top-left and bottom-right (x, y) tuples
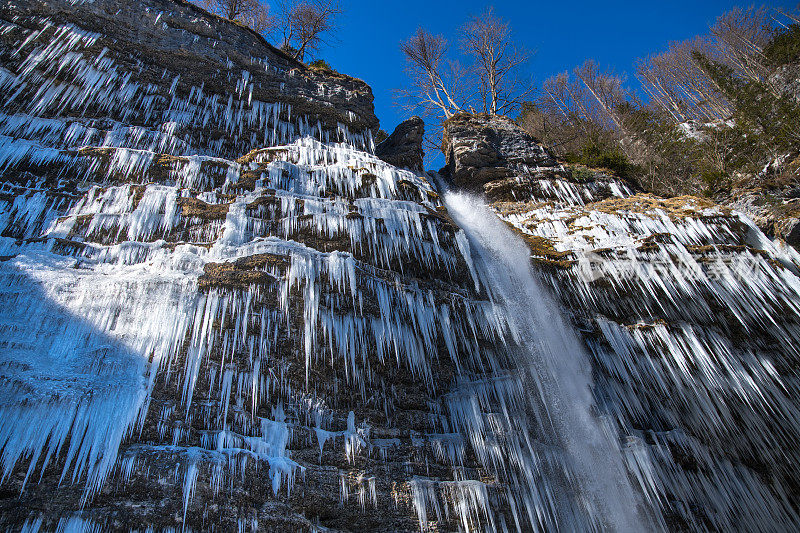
(0, 0), (378, 162)
(442, 114), (555, 189)
(442, 113), (800, 531)
(0, 2), (597, 532)
(4, 1), (800, 530)
(374, 116), (425, 172)
(0, 1), (469, 530)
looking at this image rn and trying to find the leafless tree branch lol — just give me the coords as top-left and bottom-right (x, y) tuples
(198, 0), (276, 34)
(272, 0), (342, 62)
(460, 7), (532, 115)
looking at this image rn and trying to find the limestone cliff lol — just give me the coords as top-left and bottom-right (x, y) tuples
(0, 2), (591, 531)
(3, 0), (800, 531)
(374, 116), (424, 172)
(0, 0), (378, 162)
(442, 114), (555, 189)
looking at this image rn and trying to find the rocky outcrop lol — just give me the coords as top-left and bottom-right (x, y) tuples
(374, 116), (424, 172)
(442, 113), (800, 531)
(0, 0), (378, 161)
(727, 189), (800, 246)
(722, 153), (800, 247)
(441, 113), (555, 189)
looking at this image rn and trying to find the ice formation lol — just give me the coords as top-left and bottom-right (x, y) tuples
(3, 0), (800, 531)
(487, 172), (800, 530)
(0, 128), (515, 528)
(0, 18), (528, 522)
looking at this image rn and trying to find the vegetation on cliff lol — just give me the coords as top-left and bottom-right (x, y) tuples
(397, 8), (533, 151)
(519, 6), (800, 201)
(194, 0), (342, 62)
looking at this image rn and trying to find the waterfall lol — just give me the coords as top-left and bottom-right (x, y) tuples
(7, 0), (800, 529)
(442, 187), (647, 532)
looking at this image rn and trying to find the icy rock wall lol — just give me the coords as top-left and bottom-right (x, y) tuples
(0, 0), (378, 164)
(0, 2), (601, 531)
(442, 113), (800, 531)
(0, 133), (517, 530)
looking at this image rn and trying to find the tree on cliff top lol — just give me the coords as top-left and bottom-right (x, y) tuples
(524, 4), (800, 197)
(398, 28), (472, 119)
(399, 8), (532, 121)
(195, 0), (342, 63)
(274, 0), (343, 62)
(198, 0), (276, 33)
(461, 8), (533, 115)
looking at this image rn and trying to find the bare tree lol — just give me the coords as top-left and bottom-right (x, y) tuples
(398, 8), (532, 124)
(538, 62), (630, 134)
(636, 37), (733, 123)
(460, 7), (532, 115)
(399, 28), (471, 119)
(572, 60), (632, 132)
(531, 74), (595, 154)
(711, 6), (773, 86)
(636, 6), (788, 125)
(527, 4), (800, 197)
(246, 4), (277, 33)
(199, 0), (275, 34)
(775, 6), (800, 25)
(636, 51), (690, 123)
(274, 0), (342, 62)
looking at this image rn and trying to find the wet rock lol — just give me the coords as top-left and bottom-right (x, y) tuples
(199, 254), (289, 289)
(177, 197), (229, 220)
(725, 156), (800, 247)
(374, 116), (425, 172)
(777, 215), (800, 246)
(728, 191), (795, 244)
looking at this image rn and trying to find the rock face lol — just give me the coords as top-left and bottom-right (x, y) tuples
(442, 113), (800, 531)
(441, 113), (555, 189)
(0, 2), (640, 532)
(724, 153), (800, 247)
(374, 116), (424, 171)
(0, 0), (378, 161)
(0, 1), (486, 531)
(727, 188), (800, 246)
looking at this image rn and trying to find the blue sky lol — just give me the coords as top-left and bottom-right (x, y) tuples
(317, 0), (798, 134)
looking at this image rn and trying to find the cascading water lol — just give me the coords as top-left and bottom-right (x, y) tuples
(439, 115), (800, 531)
(441, 187), (647, 532)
